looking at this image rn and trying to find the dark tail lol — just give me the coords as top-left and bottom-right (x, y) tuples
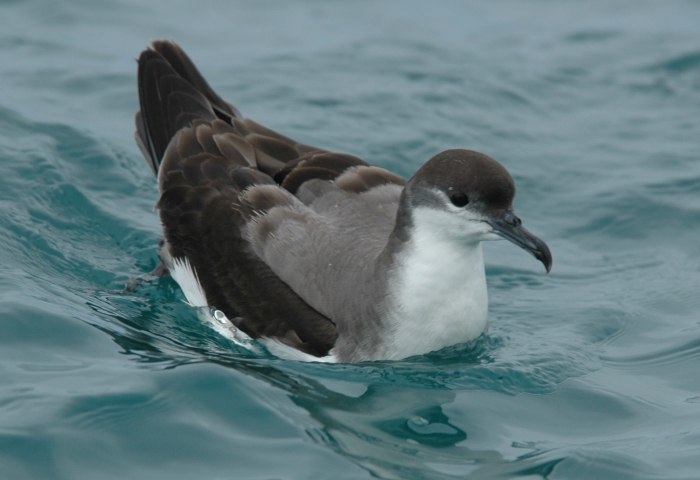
(134, 40), (242, 175)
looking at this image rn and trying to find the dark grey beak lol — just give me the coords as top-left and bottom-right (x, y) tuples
(489, 211), (552, 273)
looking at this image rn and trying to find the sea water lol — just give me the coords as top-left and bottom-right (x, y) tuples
(1, 1), (700, 478)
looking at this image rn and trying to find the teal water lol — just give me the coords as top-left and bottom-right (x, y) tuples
(2, 1), (700, 478)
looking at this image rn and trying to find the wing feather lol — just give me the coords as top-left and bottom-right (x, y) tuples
(136, 40), (407, 356)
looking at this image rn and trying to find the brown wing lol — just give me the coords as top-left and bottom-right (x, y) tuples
(135, 41), (405, 357)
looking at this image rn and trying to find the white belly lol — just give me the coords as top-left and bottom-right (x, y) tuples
(378, 224), (490, 360)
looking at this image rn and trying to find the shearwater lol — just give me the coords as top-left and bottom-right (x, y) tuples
(134, 41), (552, 363)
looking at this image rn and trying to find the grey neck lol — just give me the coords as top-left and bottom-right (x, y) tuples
(331, 188), (491, 362)
(330, 194), (415, 363)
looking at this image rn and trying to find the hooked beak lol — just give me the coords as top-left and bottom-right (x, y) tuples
(489, 211), (552, 273)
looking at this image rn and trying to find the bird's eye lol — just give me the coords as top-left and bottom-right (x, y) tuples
(449, 192), (469, 207)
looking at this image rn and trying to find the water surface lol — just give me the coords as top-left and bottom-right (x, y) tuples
(1, 1), (700, 478)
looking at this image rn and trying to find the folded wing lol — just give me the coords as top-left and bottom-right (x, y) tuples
(136, 41), (405, 357)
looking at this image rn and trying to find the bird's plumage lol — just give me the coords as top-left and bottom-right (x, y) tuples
(135, 41), (552, 363)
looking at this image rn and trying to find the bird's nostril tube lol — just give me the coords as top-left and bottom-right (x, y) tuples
(503, 212), (521, 226)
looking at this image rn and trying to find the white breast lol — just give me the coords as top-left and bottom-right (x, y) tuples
(378, 208), (490, 360)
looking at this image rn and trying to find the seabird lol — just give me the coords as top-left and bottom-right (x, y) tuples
(134, 41), (552, 363)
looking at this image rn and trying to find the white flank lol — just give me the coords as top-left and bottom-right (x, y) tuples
(169, 256), (208, 307)
(167, 256), (261, 352)
(163, 250), (331, 361)
(379, 207), (495, 360)
(261, 338), (337, 363)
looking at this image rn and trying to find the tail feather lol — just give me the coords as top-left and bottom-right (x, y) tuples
(151, 40), (242, 121)
(137, 49), (216, 171)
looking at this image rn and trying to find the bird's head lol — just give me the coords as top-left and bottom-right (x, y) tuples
(403, 149), (552, 273)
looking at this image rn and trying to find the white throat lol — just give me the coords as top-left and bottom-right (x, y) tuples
(379, 208), (491, 360)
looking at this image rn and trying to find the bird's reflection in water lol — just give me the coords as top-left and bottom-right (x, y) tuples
(220, 359), (561, 480)
(90, 293), (561, 479)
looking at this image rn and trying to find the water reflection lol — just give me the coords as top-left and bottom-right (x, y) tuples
(214, 359), (563, 480)
(87, 290), (566, 479)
